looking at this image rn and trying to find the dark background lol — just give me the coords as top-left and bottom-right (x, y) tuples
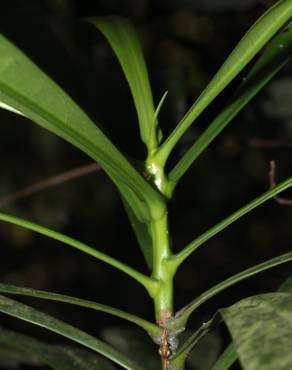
(0, 0), (292, 369)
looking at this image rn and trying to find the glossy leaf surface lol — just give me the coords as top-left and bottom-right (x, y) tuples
(221, 293), (292, 370)
(0, 33), (163, 224)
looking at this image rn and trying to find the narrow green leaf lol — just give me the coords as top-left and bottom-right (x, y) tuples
(279, 275), (292, 292)
(0, 283), (162, 342)
(169, 20), (292, 184)
(170, 177), (292, 268)
(211, 343), (237, 370)
(171, 250), (292, 330)
(221, 293), (292, 370)
(169, 316), (220, 369)
(156, 0), (292, 165)
(0, 33), (163, 223)
(0, 326), (116, 370)
(86, 16), (160, 150)
(123, 199), (153, 270)
(0, 294), (146, 370)
(0, 211), (157, 295)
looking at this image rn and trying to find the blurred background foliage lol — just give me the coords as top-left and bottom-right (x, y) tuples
(0, 0), (292, 369)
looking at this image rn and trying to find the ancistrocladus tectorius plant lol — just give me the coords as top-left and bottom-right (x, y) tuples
(1, 0), (292, 369)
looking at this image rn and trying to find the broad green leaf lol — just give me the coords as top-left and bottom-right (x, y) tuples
(0, 294), (146, 370)
(211, 343), (237, 370)
(86, 16), (160, 150)
(0, 283), (162, 342)
(0, 211), (157, 294)
(0, 33), (164, 223)
(221, 293), (292, 370)
(171, 250), (292, 330)
(169, 20), (292, 184)
(0, 326), (116, 370)
(156, 0), (292, 165)
(170, 176), (292, 268)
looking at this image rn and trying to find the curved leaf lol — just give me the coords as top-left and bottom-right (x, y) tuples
(169, 20), (292, 184)
(170, 177), (292, 268)
(156, 0), (292, 165)
(0, 283), (162, 342)
(0, 294), (146, 370)
(0, 33), (163, 223)
(0, 326), (116, 370)
(171, 250), (292, 330)
(0, 211), (157, 295)
(86, 16), (160, 150)
(211, 343), (237, 370)
(221, 293), (292, 370)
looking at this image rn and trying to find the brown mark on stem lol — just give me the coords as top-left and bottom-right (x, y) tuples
(157, 310), (173, 370)
(269, 160), (292, 206)
(159, 328), (172, 370)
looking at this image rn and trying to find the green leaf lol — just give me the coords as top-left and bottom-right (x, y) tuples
(171, 250), (292, 330)
(123, 199), (153, 270)
(221, 293), (292, 370)
(86, 16), (160, 150)
(279, 275), (292, 292)
(156, 0), (292, 166)
(0, 33), (163, 223)
(169, 315), (221, 370)
(211, 343), (237, 370)
(187, 331), (222, 370)
(0, 326), (116, 370)
(101, 327), (160, 370)
(0, 294), (146, 370)
(170, 176), (292, 269)
(0, 211), (157, 295)
(169, 20), (292, 184)
(0, 283), (162, 342)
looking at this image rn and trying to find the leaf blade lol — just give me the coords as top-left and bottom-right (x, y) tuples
(156, 0), (292, 165)
(0, 283), (162, 342)
(172, 250), (292, 330)
(0, 294), (146, 370)
(0, 211), (155, 293)
(0, 33), (163, 223)
(87, 16), (159, 150)
(211, 343), (237, 370)
(221, 293), (292, 370)
(169, 20), (292, 184)
(171, 177), (292, 268)
(0, 326), (116, 370)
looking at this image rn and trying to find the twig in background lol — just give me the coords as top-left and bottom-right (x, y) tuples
(0, 163), (101, 207)
(269, 160), (292, 206)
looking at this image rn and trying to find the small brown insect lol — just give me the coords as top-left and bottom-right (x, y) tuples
(142, 171), (153, 182)
(159, 328), (171, 370)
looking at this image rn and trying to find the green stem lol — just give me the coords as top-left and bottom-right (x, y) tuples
(150, 208), (174, 323)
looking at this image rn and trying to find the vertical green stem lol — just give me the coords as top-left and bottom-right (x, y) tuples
(150, 207), (174, 323)
(146, 154), (176, 326)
